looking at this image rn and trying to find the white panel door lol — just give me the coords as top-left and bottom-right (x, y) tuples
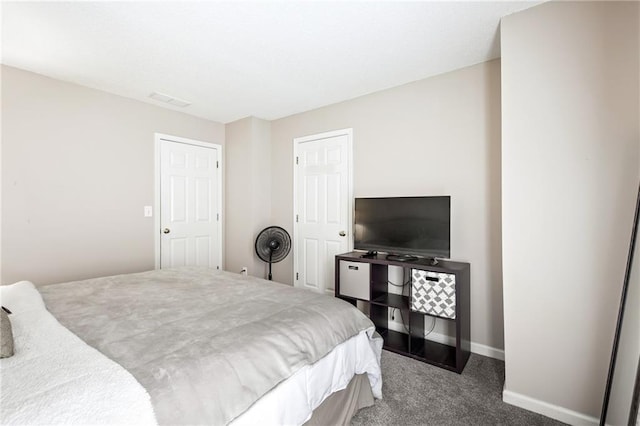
(159, 138), (221, 269)
(294, 129), (352, 295)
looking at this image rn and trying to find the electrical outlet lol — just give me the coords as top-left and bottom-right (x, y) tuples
(240, 267), (248, 276)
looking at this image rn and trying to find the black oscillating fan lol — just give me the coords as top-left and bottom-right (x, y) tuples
(255, 226), (292, 280)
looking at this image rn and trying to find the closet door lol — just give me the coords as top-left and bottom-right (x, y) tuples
(158, 136), (222, 270)
(293, 129), (353, 295)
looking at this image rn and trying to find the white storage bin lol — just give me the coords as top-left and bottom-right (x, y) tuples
(338, 261), (370, 300)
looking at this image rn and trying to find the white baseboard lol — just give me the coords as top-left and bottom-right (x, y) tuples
(470, 340), (505, 361)
(425, 330), (505, 361)
(386, 320), (505, 361)
(502, 389), (599, 426)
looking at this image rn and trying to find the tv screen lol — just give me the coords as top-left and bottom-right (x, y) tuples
(354, 196), (450, 258)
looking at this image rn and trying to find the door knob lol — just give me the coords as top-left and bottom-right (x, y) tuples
(339, 231), (346, 237)
(163, 228), (171, 234)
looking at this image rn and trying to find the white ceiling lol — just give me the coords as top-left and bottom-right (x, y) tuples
(1, 1), (541, 124)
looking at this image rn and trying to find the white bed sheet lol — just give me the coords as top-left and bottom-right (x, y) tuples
(232, 327), (383, 425)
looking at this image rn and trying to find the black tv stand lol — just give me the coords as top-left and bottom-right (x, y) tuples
(335, 251), (470, 373)
(386, 254), (419, 262)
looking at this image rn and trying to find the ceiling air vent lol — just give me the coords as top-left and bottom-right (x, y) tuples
(149, 92), (191, 108)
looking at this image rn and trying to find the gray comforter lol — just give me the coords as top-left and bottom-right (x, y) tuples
(39, 267), (375, 425)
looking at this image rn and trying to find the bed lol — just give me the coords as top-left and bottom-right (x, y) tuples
(0, 267), (382, 425)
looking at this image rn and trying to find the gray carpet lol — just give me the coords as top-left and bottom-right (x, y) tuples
(351, 350), (565, 426)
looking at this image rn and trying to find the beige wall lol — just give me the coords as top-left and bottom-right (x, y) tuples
(271, 60), (504, 351)
(225, 116), (272, 278)
(501, 1), (639, 422)
(1, 65), (225, 285)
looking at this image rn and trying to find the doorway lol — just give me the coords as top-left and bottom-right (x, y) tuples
(155, 134), (222, 269)
(293, 128), (353, 295)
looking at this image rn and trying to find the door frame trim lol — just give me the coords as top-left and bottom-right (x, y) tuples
(154, 133), (223, 270)
(292, 128), (354, 288)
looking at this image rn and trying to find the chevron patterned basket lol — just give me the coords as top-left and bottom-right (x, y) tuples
(411, 269), (456, 319)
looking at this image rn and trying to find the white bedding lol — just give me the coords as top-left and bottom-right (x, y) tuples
(0, 281), (157, 425)
(1, 275), (382, 425)
(234, 327), (382, 425)
(40, 267), (382, 424)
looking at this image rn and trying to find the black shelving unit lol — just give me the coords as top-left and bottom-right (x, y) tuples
(335, 251), (471, 373)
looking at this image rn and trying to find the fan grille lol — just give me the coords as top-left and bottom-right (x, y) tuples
(255, 226), (291, 263)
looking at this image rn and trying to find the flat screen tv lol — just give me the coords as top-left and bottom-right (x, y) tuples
(354, 196), (450, 259)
